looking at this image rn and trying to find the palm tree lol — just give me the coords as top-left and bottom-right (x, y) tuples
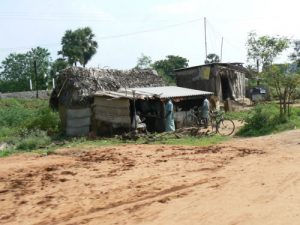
(59, 27), (98, 67)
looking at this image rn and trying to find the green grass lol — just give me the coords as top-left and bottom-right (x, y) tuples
(2, 99), (299, 158)
(225, 110), (251, 121)
(0, 98), (60, 156)
(72, 133), (230, 148)
(237, 103), (300, 137)
(0, 148), (14, 157)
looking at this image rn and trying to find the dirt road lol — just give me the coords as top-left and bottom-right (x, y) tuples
(0, 130), (300, 225)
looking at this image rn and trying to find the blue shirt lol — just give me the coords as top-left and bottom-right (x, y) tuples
(165, 100), (175, 131)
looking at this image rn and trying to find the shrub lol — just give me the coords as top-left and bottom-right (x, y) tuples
(237, 103), (298, 137)
(0, 99), (60, 135)
(0, 99), (60, 154)
(24, 106), (60, 133)
(16, 130), (51, 151)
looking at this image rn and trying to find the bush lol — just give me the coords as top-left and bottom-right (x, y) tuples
(24, 106), (60, 133)
(0, 99), (60, 154)
(237, 103), (299, 137)
(16, 130), (51, 151)
(0, 99), (60, 134)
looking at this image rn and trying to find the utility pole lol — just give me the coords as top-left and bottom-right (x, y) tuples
(220, 37), (224, 62)
(132, 90), (137, 131)
(34, 60), (39, 99)
(204, 17), (208, 61)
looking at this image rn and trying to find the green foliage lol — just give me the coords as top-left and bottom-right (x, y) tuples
(0, 99), (60, 151)
(135, 54), (152, 69)
(237, 103), (300, 137)
(50, 58), (69, 78)
(75, 133), (229, 148)
(263, 64), (300, 116)
(0, 149), (15, 157)
(24, 107), (60, 133)
(225, 110), (250, 121)
(0, 47), (51, 92)
(246, 32), (290, 71)
(152, 55), (189, 83)
(205, 53), (220, 64)
(0, 99), (36, 127)
(59, 27), (98, 67)
(16, 130), (51, 151)
(289, 40), (300, 67)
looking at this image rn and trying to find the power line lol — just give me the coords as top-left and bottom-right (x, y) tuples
(98, 18), (203, 40)
(206, 20), (244, 52)
(0, 17), (203, 51)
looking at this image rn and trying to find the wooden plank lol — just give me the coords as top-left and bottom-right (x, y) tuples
(94, 97), (129, 108)
(67, 108), (91, 119)
(67, 117), (90, 128)
(95, 114), (130, 124)
(93, 106), (130, 117)
(66, 126), (89, 136)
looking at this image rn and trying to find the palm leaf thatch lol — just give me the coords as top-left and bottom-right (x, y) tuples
(50, 67), (165, 109)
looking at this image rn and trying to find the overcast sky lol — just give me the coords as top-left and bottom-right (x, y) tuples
(0, 0), (299, 69)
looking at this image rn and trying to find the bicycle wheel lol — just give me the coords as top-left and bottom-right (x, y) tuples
(182, 114), (199, 128)
(217, 119), (235, 136)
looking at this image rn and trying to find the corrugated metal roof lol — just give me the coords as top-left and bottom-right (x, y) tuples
(94, 90), (136, 99)
(130, 86), (213, 98)
(95, 86), (213, 99)
(174, 62), (245, 71)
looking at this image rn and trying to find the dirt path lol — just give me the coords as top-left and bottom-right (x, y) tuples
(0, 130), (300, 225)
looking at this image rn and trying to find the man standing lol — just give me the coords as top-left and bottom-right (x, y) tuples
(165, 98), (175, 132)
(202, 97), (210, 128)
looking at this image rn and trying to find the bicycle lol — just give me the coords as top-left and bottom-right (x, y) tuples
(182, 107), (235, 136)
(209, 110), (235, 136)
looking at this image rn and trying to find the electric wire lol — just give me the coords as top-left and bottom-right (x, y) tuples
(0, 17), (203, 51)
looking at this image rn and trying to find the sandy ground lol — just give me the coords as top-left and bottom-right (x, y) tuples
(0, 130), (300, 225)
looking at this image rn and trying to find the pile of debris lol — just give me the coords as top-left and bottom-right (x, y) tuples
(50, 67), (165, 110)
(120, 127), (213, 142)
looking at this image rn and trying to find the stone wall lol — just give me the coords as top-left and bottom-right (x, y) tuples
(0, 90), (50, 99)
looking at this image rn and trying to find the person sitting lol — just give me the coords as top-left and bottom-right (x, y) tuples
(131, 111), (147, 133)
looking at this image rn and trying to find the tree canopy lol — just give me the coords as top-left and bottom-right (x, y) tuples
(205, 53), (220, 64)
(246, 32), (290, 72)
(50, 58), (69, 78)
(264, 64), (300, 116)
(0, 47), (51, 92)
(289, 40), (300, 68)
(135, 54), (152, 69)
(58, 27), (98, 67)
(152, 55), (189, 83)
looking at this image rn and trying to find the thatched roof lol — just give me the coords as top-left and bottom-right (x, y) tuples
(50, 67), (166, 109)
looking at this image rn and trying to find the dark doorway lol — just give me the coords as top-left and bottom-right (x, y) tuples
(220, 76), (232, 100)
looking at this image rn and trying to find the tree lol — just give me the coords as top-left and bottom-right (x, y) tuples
(264, 64), (300, 116)
(50, 58), (69, 78)
(58, 27), (98, 67)
(0, 47), (51, 92)
(205, 53), (220, 64)
(246, 32), (290, 72)
(152, 55), (189, 83)
(0, 52), (29, 92)
(289, 40), (300, 67)
(135, 54), (152, 69)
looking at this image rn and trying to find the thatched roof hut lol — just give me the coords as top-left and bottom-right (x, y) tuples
(49, 67), (166, 136)
(50, 67), (166, 110)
